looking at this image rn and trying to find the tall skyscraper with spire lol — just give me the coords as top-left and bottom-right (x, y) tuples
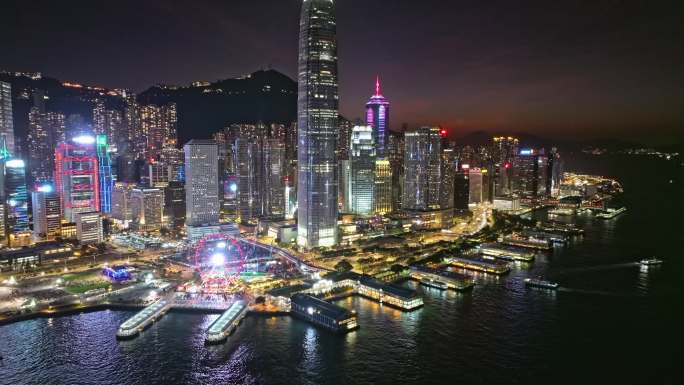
(366, 77), (390, 159)
(0, 82), (15, 154)
(297, 0), (339, 248)
(367, 77), (393, 214)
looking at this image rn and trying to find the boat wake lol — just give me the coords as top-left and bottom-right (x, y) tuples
(557, 287), (636, 297)
(559, 262), (639, 274)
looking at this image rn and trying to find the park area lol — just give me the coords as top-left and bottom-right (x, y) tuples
(60, 270), (113, 294)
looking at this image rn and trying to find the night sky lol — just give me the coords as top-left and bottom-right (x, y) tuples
(2, 0), (682, 144)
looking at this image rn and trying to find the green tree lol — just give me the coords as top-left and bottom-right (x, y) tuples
(335, 260), (353, 273)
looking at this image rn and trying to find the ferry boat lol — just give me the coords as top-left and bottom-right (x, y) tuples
(419, 278), (448, 290)
(639, 258), (663, 266)
(548, 208), (575, 216)
(596, 206), (627, 219)
(524, 278), (559, 290)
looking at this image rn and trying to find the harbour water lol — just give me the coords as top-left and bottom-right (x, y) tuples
(0, 154), (681, 385)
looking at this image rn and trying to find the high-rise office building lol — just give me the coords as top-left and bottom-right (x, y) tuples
(263, 139), (286, 218)
(468, 168), (484, 204)
(130, 187), (164, 232)
(374, 160), (392, 215)
(165, 181), (186, 229)
(75, 211), (103, 245)
(184, 140), (219, 227)
(388, 130), (404, 211)
(160, 145), (185, 182)
(32, 185), (62, 240)
(337, 116), (352, 160)
(350, 125), (375, 215)
(0, 82), (15, 154)
(28, 94), (66, 183)
(96, 135), (113, 213)
(27, 105), (49, 182)
(297, 0), (339, 248)
(111, 183), (133, 227)
(513, 149), (540, 197)
(236, 132), (263, 224)
(440, 147), (457, 209)
(549, 149), (563, 196)
(55, 134), (100, 222)
(338, 159), (352, 213)
(366, 77), (390, 159)
(454, 169), (470, 211)
(492, 136), (519, 166)
(4, 159), (30, 234)
(403, 127), (442, 210)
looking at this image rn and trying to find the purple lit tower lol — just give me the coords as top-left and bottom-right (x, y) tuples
(365, 76), (390, 158)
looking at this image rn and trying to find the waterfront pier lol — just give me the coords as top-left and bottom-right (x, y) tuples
(205, 300), (248, 344)
(116, 300), (171, 339)
(409, 266), (474, 291)
(447, 256), (511, 275)
(479, 243), (536, 262)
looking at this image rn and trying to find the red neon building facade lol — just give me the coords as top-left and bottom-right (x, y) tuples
(55, 138), (100, 222)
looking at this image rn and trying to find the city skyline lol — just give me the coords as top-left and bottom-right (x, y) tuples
(0, 2), (680, 384)
(1, 1), (682, 144)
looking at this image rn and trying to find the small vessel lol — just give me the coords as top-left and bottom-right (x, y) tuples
(596, 206), (627, 219)
(640, 258), (663, 266)
(524, 277), (559, 290)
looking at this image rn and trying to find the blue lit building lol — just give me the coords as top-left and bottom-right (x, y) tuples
(96, 135), (113, 213)
(4, 158), (30, 233)
(366, 77), (390, 159)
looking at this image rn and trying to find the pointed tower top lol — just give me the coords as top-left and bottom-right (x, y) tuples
(375, 75), (381, 96)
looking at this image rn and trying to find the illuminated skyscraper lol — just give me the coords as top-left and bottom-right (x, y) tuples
(469, 168), (484, 204)
(388, 130), (404, 211)
(513, 149), (540, 197)
(350, 125), (375, 215)
(28, 93), (66, 182)
(366, 77), (390, 158)
(297, 0), (339, 248)
(32, 184), (62, 240)
(184, 140), (219, 227)
(140, 103), (177, 157)
(0, 82), (15, 154)
(374, 160), (392, 215)
(236, 133), (263, 223)
(96, 135), (113, 213)
(492, 136), (519, 166)
(337, 116), (352, 160)
(440, 147), (457, 209)
(338, 159), (352, 213)
(263, 139), (286, 218)
(3, 158), (29, 234)
(75, 211), (103, 245)
(111, 182), (133, 227)
(55, 134), (100, 222)
(92, 100), (124, 149)
(130, 187), (164, 232)
(403, 127), (442, 210)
